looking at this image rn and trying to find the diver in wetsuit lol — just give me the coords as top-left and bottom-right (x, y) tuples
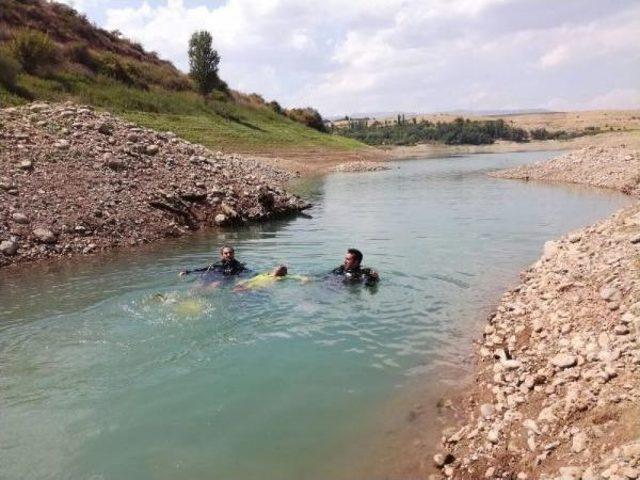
(179, 245), (246, 277)
(332, 248), (380, 286)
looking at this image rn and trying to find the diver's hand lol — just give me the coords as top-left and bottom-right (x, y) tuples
(369, 271), (380, 281)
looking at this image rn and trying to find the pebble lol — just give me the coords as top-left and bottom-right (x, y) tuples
(480, 403), (494, 419)
(19, 160), (33, 170)
(551, 353), (577, 369)
(572, 431), (587, 453)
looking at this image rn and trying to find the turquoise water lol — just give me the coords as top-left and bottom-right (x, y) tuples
(0, 151), (631, 480)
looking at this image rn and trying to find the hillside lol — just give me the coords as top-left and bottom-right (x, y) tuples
(0, 0), (366, 157)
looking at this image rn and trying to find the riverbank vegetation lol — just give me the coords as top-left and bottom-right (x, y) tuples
(334, 116), (604, 146)
(0, 0), (361, 153)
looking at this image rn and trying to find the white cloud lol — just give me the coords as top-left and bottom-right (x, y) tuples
(59, 0), (640, 115)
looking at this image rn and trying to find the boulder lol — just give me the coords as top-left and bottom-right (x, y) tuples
(32, 228), (57, 244)
(0, 240), (18, 256)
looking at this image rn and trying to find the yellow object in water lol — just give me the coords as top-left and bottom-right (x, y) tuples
(238, 273), (309, 290)
(172, 298), (206, 316)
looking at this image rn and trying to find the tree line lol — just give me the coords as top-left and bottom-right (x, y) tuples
(333, 117), (601, 146)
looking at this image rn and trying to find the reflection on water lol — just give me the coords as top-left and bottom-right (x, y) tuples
(0, 151), (631, 480)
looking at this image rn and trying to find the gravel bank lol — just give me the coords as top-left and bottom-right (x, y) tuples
(490, 144), (640, 195)
(332, 160), (391, 172)
(0, 102), (309, 268)
(430, 144), (640, 479)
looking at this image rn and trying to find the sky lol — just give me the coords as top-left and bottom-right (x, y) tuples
(59, 0), (640, 116)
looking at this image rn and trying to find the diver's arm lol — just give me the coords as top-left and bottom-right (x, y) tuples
(179, 265), (212, 276)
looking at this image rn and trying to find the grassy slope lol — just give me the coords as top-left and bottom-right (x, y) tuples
(0, 73), (364, 153)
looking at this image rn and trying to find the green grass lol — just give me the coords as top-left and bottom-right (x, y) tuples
(0, 73), (365, 153)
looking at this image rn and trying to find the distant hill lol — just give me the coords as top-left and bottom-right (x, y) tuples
(0, 0), (363, 154)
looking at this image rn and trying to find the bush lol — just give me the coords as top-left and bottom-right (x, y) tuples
(94, 52), (143, 88)
(10, 29), (60, 74)
(65, 42), (100, 72)
(0, 49), (22, 89)
(286, 107), (328, 132)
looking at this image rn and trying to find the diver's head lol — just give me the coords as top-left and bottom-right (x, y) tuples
(344, 248), (363, 270)
(273, 265), (288, 277)
(220, 245), (235, 261)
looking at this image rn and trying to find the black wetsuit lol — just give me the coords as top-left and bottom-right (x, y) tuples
(183, 258), (246, 276)
(332, 265), (379, 286)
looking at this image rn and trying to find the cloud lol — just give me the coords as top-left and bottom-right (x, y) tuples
(60, 0), (640, 115)
(548, 88), (640, 111)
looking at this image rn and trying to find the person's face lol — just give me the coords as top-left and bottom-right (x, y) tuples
(344, 252), (359, 270)
(221, 248), (235, 261)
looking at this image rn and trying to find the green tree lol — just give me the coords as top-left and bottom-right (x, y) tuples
(188, 31), (223, 100)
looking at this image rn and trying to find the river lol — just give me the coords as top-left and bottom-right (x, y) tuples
(0, 151), (631, 480)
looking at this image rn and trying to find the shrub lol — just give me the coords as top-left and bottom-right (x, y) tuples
(268, 100), (284, 115)
(286, 107), (328, 133)
(10, 29), (60, 74)
(94, 52), (144, 88)
(65, 42), (100, 71)
(0, 48), (22, 89)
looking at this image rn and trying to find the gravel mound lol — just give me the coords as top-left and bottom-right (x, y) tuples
(0, 102), (309, 267)
(490, 144), (640, 196)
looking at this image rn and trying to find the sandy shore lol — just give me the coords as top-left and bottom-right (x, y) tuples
(428, 139), (640, 479)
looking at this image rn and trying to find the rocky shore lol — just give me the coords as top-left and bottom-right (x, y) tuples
(0, 102), (310, 268)
(431, 142), (640, 479)
(332, 160), (391, 173)
(490, 145), (640, 196)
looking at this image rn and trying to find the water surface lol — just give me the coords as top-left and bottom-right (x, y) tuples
(0, 151), (631, 479)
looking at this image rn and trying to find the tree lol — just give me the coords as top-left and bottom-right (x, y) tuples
(188, 31), (223, 100)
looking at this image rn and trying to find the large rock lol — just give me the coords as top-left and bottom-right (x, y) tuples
(32, 228), (57, 244)
(12, 212), (29, 224)
(0, 240), (18, 256)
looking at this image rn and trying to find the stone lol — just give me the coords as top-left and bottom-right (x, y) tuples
(32, 228), (57, 244)
(82, 243), (97, 254)
(502, 359), (522, 370)
(54, 139), (70, 149)
(19, 160), (33, 170)
(104, 153), (126, 171)
(214, 214), (227, 225)
(614, 325), (630, 335)
(571, 431), (587, 453)
(599, 286), (621, 302)
(532, 318), (543, 333)
(145, 144), (160, 155)
(487, 430), (499, 444)
(523, 419), (541, 435)
(11, 212), (29, 224)
(0, 240), (18, 256)
(480, 403), (494, 419)
(551, 354), (577, 369)
(433, 452), (454, 468)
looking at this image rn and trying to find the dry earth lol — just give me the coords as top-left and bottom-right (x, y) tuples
(0, 102), (309, 268)
(429, 142), (640, 479)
